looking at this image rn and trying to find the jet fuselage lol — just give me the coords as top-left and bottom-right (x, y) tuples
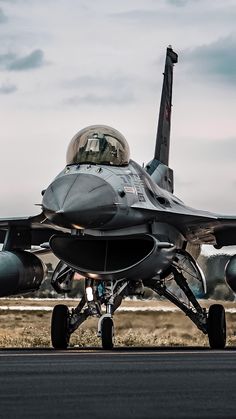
(42, 160), (180, 232)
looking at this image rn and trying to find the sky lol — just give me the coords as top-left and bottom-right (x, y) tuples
(0, 0), (236, 217)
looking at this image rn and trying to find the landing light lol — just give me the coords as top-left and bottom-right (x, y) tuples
(72, 224), (84, 230)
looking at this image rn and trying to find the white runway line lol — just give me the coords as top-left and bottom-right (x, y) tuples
(0, 305), (236, 313)
(0, 305), (53, 311)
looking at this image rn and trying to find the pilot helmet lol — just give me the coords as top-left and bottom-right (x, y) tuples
(66, 125), (130, 166)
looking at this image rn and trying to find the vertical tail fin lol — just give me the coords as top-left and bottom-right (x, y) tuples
(146, 46), (178, 193)
(155, 46), (178, 165)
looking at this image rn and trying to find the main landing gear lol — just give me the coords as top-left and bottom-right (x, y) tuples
(50, 269), (227, 350)
(144, 267), (227, 349)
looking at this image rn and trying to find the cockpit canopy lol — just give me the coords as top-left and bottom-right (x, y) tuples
(66, 125), (130, 166)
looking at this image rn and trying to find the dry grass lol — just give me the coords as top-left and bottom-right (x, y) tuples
(0, 301), (235, 348)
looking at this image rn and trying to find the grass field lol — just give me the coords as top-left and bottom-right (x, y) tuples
(0, 299), (235, 348)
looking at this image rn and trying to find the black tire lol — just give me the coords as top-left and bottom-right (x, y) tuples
(101, 317), (114, 350)
(207, 304), (226, 349)
(51, 304), (70, 349)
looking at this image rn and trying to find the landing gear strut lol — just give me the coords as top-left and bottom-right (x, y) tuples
(144, 268), (208, 335)
(144, 267), (227, 349)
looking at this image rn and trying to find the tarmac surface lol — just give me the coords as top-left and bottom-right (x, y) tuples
(0, 347), (236, 419)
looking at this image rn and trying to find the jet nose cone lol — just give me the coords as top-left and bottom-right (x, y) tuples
(42, 173), (117, 228)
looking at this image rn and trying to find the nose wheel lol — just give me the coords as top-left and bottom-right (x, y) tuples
(101, 317), (114, 350)
(51, 304), (70, 349)
(207, 304), (226, 349)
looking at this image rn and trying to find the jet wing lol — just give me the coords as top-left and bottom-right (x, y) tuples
(0, 212), (69, 250)
(132, 202), (236, 247)
(2, 206), (236, 249)
(164, 212), (236, 247)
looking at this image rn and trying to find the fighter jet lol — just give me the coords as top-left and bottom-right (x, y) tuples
(1, 46), (236, 350)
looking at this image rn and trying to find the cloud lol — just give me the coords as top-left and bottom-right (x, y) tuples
(0, 7), (7, 23)
(7, 49), (45, 71)
(177, 137), (236, 163)
(0, 82), (17, 94)
(203, 138), (236, 162)
(0, 53), (16, 67)
(63, 74), (135, 106)
(110, 2), (199, 21)
(0, 50), (45, 71)
(110, 9), (160, 21)
(63, 74), (132, 90)
(184, 36), (236, 83)
(65, 91), (135, 106)
(166, 0), (199, 6)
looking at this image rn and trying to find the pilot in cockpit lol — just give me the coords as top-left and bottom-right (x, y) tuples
(66, 125), (130, 167)
(78, 133), (119, 165)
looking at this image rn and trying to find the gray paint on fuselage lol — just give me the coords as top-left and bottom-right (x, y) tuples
(42, 158), (187, 246)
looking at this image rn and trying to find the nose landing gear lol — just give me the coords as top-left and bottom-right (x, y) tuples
(50, 278), (126, 350)
(98, 315), (114, 350)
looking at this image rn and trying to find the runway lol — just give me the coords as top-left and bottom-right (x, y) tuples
(0, 348), (236, 419)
